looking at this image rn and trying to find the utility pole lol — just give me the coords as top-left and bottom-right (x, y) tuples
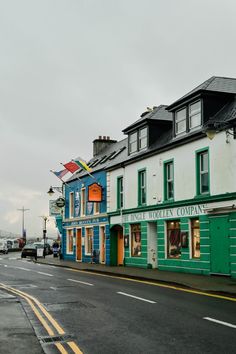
(39, 216), (49, 258)
(17, 207), (30, 244)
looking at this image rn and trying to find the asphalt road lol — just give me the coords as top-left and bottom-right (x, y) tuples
(0, 252), (236, 354)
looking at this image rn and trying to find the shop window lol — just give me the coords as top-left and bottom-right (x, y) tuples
(166, 220), (181, 258)
(67, 229), (74, 254)
(191, 218), (200, 258)
(85, 227), (93, 255)
(131, 223), (141, 257)
(69, 192), (74, 218)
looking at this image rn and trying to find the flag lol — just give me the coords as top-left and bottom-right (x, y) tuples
(74, 158), (92, 172)
(63, 161), (80, 173)
(51, 169), (68, 181)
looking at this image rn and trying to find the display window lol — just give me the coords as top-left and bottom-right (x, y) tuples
(67, 229), (74, 254)
(131, 224), (141, 257)
(191, 218), (200, 258)
(166, 220), (181, 258)
(85, 227), (93, 255)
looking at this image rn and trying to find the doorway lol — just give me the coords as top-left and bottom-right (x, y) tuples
(147, 222), (158, 268)
(210, 215), (230, 275)
(99, 226), (106, 264)
(110, 225), (123, 266)
(76, 228), (82, 262)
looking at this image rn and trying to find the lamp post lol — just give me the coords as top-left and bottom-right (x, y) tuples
(47, 186), (63, 196)
(17, 207), (30, 244)
(39, 216), (49, 258)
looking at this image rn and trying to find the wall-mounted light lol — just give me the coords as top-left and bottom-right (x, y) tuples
(47, 186), (63, 196)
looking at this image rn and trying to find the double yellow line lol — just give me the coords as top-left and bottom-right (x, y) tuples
(0, 283), (83, 354)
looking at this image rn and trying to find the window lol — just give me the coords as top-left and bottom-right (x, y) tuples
(196, 149), (209, 195)
(131, 224), (141, 257)
(138, 170), (146, 206)
(129, 132), (138, 154)
(85, 227), (93, 255)
(175, 108), (187, 135)
(81, 188), (86, 216)
(164, 161), (174, 201)
(67, 229), (74, 254)
(94, 202), (100, 214)
(139, 127), (147, 150)
(189, 101), (201, 130)
(117, 176), (124, 209)
(191, 218), (200, 258)
(166, 220), (181, 258)
(69, 192), (74, 218)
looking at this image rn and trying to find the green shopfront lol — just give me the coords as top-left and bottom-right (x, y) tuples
(109, 197), (236, 278)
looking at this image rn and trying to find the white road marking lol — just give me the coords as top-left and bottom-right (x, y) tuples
(50, 287), (57, 290)
(117, 291), (156, 304)
(9, 257), (17, 260)
(203, 317), (236, 329)
(4, 265), (8, 267)
(15, 267), (31, 272)
(37, 271), (53, 277)
(67, 278), (94, 286)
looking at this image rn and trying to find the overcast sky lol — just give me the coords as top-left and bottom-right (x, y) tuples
(0, 0), (235, 239)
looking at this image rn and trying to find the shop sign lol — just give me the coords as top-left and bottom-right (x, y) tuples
(49, 200), (62, 216)
(55, 197), (65, 208)
(88, 183), (102, 202)
(120, 204), (207, 223)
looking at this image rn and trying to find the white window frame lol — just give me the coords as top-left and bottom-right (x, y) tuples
(129, 131), (138, 154)
(81, 188), (86, 216)
(66, 228), (74, 254)
(175, 108), (187, 135)
(85, 227), (93, 255)
(189, 100), (201, 130)
(139, 127), (148, 150)
(69, 192), (74, 219)
(94, 202), (100, 215)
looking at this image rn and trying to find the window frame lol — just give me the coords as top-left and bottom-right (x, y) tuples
(163, 159), (174, 201)
(166, 220), (181, 259)
(189, 100), (201, 130)
(129, 131), (138, 154)
(66, 228), (74, 254)
(196, 147), (210, 196)
(117, 176), (124, 209)
(69, 192), (74, 219)
(81, 188), (86, 216)
(138, 169), (146, 206)
(85, 227), (93, 255)
(138, 127), (148, 150)
(175, 107), (187, 135)
(93, 202), (100, 215)
(130, 223), (141, 257)
(190, 218), (200, 259)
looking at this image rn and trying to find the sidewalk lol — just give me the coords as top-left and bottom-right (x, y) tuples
(37, 255), (236, 297)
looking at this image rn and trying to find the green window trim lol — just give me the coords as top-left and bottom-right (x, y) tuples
(117, 176), (124, 210)
(195, 147), (210, 196)
(163, 159), (174, 201)
(138, 168), (146, 206)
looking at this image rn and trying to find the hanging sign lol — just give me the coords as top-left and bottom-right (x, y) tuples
(55, 197), (65, 208)
(88, 183), (102, 202)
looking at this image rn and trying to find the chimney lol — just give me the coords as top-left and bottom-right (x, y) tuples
(93, 136), (117, 157)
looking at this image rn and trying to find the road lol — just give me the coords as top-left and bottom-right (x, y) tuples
(0, 252), (236, 354)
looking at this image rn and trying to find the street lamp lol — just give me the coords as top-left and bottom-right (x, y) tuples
(47, 186), (63, 196)
(203, 121), (236, 141)
(17, 207), (30, 244)
(39, 216), (49, 258)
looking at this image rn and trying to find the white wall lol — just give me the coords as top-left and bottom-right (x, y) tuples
(108, 132), (236, 212)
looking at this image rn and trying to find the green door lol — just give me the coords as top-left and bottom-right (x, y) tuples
(210, 216), (230, 275)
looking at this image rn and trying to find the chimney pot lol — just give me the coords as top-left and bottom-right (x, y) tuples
(107, 136), (110, 140)
(103, 136), (106, 140)
(99, 135), (102, 139)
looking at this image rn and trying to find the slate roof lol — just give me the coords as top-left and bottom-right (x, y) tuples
(168, 76), (236, 109)
(123, 105), (172, 133)
(205, 96), (236, 127)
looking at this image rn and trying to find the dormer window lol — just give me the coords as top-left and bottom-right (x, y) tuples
(139, 127), (147, 150)
(174, 100), (202, 137)
(175, 108), (187, 135)
(189, 101), (201, 130)
(129, 131), (138, 154)
(129, 127), (148, 155)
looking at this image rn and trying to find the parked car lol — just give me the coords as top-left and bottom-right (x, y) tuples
(0, 240), (8, 254)
(21, 243), (45, 259)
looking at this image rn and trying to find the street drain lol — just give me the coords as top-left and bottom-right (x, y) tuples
(39, 334), (73, 344)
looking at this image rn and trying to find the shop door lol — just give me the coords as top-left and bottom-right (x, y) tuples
(147, 222), (158, 268)
(117, 231), (124, 266)
(76, 229), (82, 262)
(210, 216), (230, 275)
(100, 226), (106, 264)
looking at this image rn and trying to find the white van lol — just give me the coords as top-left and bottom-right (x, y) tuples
(0, 241), (8, 254)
